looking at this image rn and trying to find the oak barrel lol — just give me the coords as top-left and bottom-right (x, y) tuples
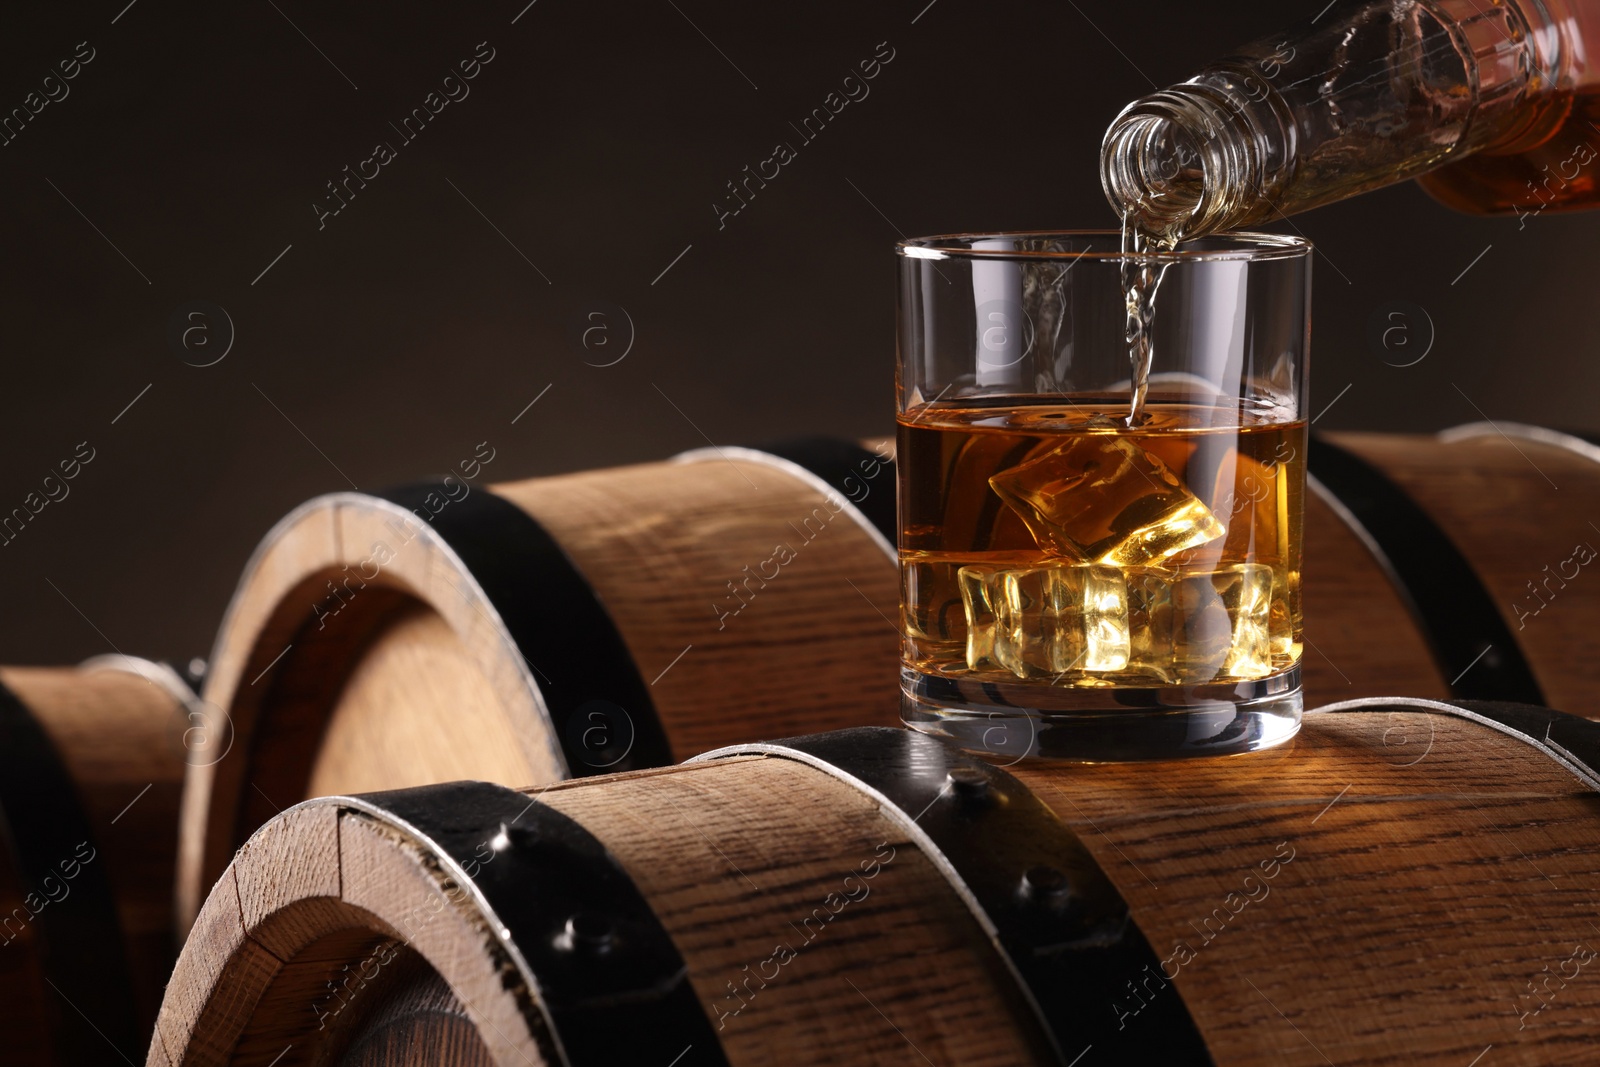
(1314, 423), (1600, 712)
(155, 698), (1600, 1066)
(0, 657), (196, 1066)
(176, 425), (1600, 934)
(177, 439), (902, 930)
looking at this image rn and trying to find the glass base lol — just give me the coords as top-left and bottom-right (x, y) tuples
(901, 665), (1302, 763)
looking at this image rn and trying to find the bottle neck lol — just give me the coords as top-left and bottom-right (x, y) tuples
(1102, 0), (1566, 239)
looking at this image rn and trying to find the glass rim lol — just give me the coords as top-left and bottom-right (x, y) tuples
(898, 229), (1312, 263)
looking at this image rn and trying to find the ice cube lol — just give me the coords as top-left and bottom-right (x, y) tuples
(900, 561), (972, 671)
(957, 565), (1000, 672)
(1217, 565), (1274, 679)
(1126, 570), (1176, 683)
(1268, 579), (1296, 661)
(958, 563), (1129, 680)
(988, 435), (1225, 567)
(1127, 564), (1277, 683)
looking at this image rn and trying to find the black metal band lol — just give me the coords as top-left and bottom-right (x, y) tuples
(1307, 435), (1545, 704)
(378, 483), (671, 777)
(0, 680), (141, 1064)
(1314, 696), (1600, 788)
(343, 781), (730, 1067)
(749, 437), (898, 547)
(691, 727), (1215, 1065)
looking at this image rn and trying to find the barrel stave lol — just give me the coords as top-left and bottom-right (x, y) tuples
(497, 457), (901, 758)
(0, 662), (189, 1064)
(1325, 430), (1600, 715)
(1016, 711), (1600, 1066)
(539, 755), (1052, 1066)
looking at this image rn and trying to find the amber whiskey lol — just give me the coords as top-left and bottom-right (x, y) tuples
(1418, 88), (1600, 217)
(899, 400), (1305, 689)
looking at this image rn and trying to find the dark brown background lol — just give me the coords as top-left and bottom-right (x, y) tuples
(1, 0), (1595, 666)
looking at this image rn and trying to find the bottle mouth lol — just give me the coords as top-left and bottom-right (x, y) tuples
(1101, 83), (1277, 241)
(1100, 108), (1205, 240)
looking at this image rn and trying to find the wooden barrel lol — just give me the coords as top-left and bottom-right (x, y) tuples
(176, 439), (902, 930)
(154, 698), (1600, 1066)
(175, 425), (1600, 934)
(0, 656), (195, 1066)
(1314, 423), (1600, 713)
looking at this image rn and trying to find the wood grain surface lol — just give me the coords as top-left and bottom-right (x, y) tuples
(179, 450), (900, 933)
(305, 606), (537, 798)
(157, 708), (1600, 1066)
(178, 494), (566, 931)
(154, 799), (552, 1067)
(337, 963), (494, 1067)
(154, 756), (1052, 1065)
(1327, 429), (1600, 716)
(498, 455), (901, 758)
(538, 755), (1053, 1066)
(1017, 708), (1600, 1066)
(0, 662), (188, 1060)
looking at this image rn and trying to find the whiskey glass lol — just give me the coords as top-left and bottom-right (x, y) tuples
(897, 231), (1311, 761)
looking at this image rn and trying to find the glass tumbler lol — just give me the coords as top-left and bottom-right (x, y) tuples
(897, 231), (1311, 761)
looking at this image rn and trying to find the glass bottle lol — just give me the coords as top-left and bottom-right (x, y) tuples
(1102, 0), (1600, 240)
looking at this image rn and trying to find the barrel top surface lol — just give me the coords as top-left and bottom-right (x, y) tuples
(1322, 425), (1600, 715)
(671, 442), (897, 561)
(160, 705), (1600, 1067)
(1015, 703), (1600, 1067)
(159, 763), (1051, 1066)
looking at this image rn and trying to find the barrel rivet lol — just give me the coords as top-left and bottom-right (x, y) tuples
(1019, 864), (1072, 908)
(490, 820), (538, 853)
(558, 911), (615, 953)
(946, 766), (991, 802)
